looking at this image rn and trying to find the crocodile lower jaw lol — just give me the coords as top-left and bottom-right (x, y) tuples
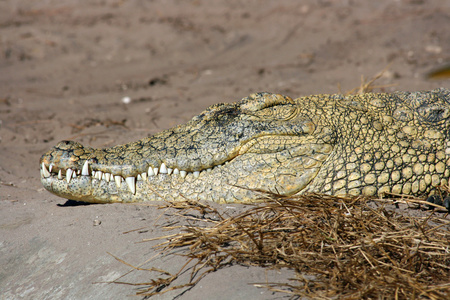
(40, 160), (226, 196)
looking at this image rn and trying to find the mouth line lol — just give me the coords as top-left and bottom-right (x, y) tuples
(40, 159), (232, 195)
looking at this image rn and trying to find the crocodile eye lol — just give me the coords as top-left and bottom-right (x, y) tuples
(241, 92), (298, 121)
(255, 104), (299, 120)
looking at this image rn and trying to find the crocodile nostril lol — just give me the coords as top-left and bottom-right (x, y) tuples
(56, 140), (84, 150)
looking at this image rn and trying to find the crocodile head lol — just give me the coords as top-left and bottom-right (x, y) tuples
(40, 93), (333, 203)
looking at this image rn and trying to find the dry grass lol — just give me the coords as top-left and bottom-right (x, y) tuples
(113, 194), (450, 299)
(343, 64), (396, 95)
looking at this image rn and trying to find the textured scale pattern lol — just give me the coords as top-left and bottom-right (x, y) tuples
(40, 88), (450, 203)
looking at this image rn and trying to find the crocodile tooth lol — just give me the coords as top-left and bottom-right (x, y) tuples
(193, 171), (200, 178)
(48, 164), (53, 173)
(66, 168), (73, 183)
(102, 173), (106, 180)
(82, 161), (89, 176)
(137, 174), (142, 181)
(148, 167), (155, 176)
(41, 163), (51, 178)
(114, 175), (122, 188)
(72, 172), (77, 179)
(92, 171), (96, 178)
(153, 167), (159, 176)
(58, 169), (62, 180)
(180, 170), (187, 178)
(207, 168), (212, 172)
(96, 171), (103, 180)
(125, 177), (136, 194)
(77, 169), (81, 175)
(105, 173), (111, 182)
(173, 168), (179, 175)
(160, 163), (168, 174)
(141, 172), (147, 181)
(167, 168), (173, 175)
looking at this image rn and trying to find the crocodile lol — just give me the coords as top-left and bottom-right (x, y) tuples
(40, 88), (450, 204)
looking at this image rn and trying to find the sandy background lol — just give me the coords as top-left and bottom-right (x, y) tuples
(1, 0), (449, 299)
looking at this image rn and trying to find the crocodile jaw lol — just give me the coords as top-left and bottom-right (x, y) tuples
(40, 140), (333, 203)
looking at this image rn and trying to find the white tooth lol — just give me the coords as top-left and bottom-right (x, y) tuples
(114, 175), (122, 188)
(180, 170), (187, 178)
(141, 172), (147, 181)
(137, 174), (142, 181)
(82, 161), (89, 176)
(58, 169), (62, 180)
(77, 169), (81, 175)
(125, 177), (136, 194)
(102, 173), (106, 180)
(73, 172), (77, 179)
(193, 171), (200, 178)
(207, 168), (212, 172)
(96, 171), (103, 180)
(49, 164), (53, 173)
(148, 167), (155, 176)
(105, 173), (111, 182)
(41, 163), (51, 178)
(66, 168), (73, 183)
(92, 171), (96, 178)
(173, 168), (179, 175)
(160, 163), (168, 174)
(153, 167), (159, 176)
(167, 168), (173, 175)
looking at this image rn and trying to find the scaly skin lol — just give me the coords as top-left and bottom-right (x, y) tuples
(40, 88), (450, 203)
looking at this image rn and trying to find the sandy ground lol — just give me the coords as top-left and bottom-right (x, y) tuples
(1, 0), (449, 299)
